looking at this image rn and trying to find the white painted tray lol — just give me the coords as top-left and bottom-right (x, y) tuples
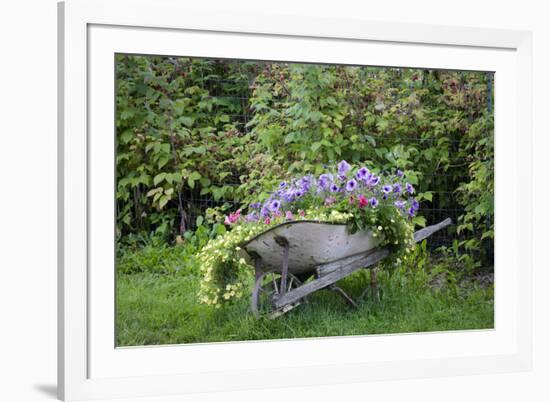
(243, 220), (380, 274)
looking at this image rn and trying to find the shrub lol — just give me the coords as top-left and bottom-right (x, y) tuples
(116, 56), (494, 267)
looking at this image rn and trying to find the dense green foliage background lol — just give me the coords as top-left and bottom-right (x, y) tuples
(116, 55), (493, 267)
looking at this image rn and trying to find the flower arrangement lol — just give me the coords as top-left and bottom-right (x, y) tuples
(198, 161), (420, 306)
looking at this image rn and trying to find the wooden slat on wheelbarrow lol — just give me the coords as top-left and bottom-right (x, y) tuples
(274, 218), (452, 310)
(273, 248), (389, 309)
(413, 218), (452, 243)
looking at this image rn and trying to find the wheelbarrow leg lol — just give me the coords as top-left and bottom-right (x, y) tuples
(254, 258), (262, 282)
(274, 236), (290, 296)
(329, 284), (359, 308)
(360, 267), (381, 302)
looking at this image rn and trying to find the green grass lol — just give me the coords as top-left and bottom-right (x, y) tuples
(116, 250), (494, 346)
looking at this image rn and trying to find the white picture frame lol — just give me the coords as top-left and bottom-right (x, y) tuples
(58, 0), (533, 400)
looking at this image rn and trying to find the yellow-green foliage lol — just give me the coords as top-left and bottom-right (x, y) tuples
(197, 210), (353, 306)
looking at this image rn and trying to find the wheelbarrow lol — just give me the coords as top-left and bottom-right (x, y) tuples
(242, 217), (452, 319)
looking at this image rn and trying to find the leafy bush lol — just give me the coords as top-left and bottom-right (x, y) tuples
(117, 243), (198, 275)
(116, 55), (494, 267)
(116, 222), (227, 275)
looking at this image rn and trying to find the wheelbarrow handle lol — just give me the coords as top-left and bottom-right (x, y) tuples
(413, 218), (453, 243)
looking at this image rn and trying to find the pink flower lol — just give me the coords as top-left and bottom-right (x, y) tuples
(358, 195), (369, 209)
(285, 211), (294, 220)
(264, 217), (271, 225)
(224, 210), (241, 225)
(298, 210), (305, 217)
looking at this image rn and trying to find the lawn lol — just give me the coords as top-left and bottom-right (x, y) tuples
(115, 245), (494, 346)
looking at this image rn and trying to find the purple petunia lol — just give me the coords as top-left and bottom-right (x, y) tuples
(370, 197), (379, 208)
(268, 199), (281, 212)
(338, 160), (351, 176)
(369, 175), (380, 186)
(318, 173), (333, 189)
(346, 179), (358, 192)
(360, 172), (372, 184)
(297, 175), (313, 192)
(394, 200), (405, 210)
(246, 161), (419, 225)
(281, 190), (294, 203)
(356, 167), (370, 180)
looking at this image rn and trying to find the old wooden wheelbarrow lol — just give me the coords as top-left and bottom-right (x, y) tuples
(242, 218), (452, 318)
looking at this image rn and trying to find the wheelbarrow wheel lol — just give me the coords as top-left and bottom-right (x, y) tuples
(251, 272), (303, 319)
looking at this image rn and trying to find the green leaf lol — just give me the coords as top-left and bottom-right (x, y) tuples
(311, 142), (322, 152)
(146, 188), (162, 197)
(376, 119), (389, 131)
(284, 132), (296, 144)
(159, 97), (171, 109)
(157, 155), (169, 169)
(189, 171), (201, 181)
(215, 223), (226, 235)
(365, 135), (376, 146)
(196, 216), (204, 227)
(187, 171), (201, 189)
(153, 173), (166, 186)
(309, 111), (323, 123)
(474, 203), (487, 215)
(120, 109), (134, 120)
(179, 116), (194, 127)
(119, 129), (133, 144)
(173, 100), (185, 115)
(192, 146), (206, 155)
(158, 195), (169, 209)
(418, 191), (433, 202)
(412, 216), (427, 228)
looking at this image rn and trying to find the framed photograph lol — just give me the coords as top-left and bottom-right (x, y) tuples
(58, 0), (533, 400)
